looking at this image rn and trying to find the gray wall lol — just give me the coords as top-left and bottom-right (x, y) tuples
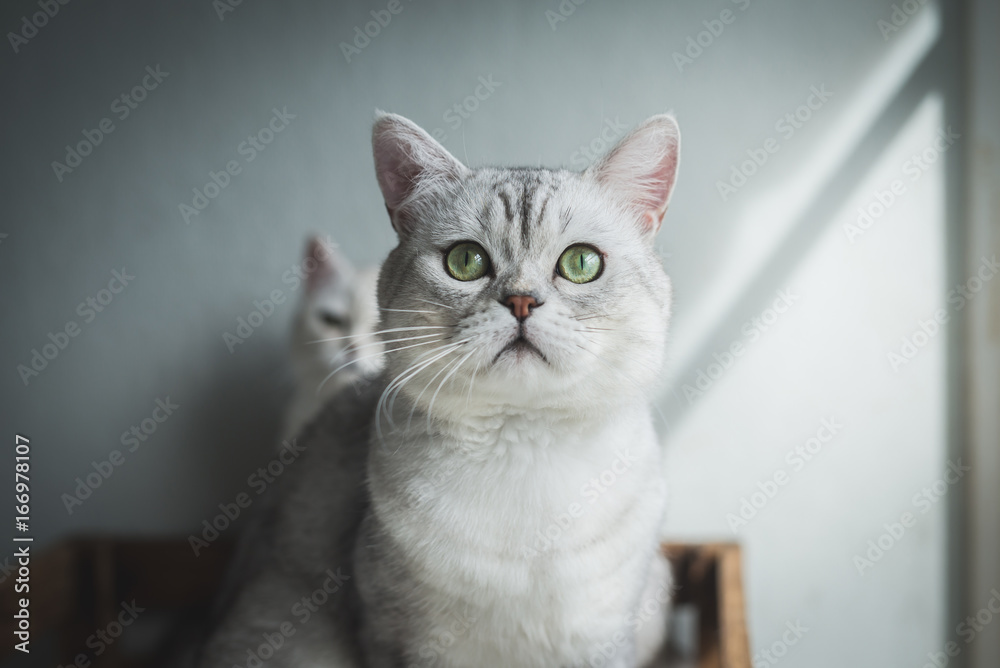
(1, 0), (990, 666)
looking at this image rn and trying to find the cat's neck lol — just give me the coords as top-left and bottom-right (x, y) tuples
(378, 390), (648, 460)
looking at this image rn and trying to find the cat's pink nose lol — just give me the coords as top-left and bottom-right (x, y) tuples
(504, 295), (538, 321)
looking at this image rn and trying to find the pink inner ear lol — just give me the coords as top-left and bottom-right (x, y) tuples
(374, 142), (413, 212)
(372, 113), (468, 235)
(643, 148), (679, 226)
(641, 210), (660, 231)
(304, 237), (335, 293)
(591, 116), (680, 233)
(373, 122), (435, 215)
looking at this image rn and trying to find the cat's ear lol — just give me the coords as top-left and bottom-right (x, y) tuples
(586, 114), (680, 236)
(372, 111), (468, 235)
(303, 235), (347, 293)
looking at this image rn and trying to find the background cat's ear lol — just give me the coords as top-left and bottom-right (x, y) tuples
(586, 114), (680, 236)
(372, 111), (468, 235)
(303, 235), (347, 293)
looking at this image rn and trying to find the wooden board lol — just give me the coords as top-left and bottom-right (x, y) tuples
(663, 542), (751, 668)
(0, 538), (750, 667)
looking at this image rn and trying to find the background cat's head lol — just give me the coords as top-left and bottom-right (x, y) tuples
(291, 235), (382, 392)
(372, 112), (679, 419)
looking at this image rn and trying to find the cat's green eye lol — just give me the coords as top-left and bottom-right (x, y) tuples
(557, 245), (603, 284)
(446, 242), (490, 281)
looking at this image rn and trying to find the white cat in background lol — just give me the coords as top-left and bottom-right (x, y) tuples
(284, 236), (382, 441)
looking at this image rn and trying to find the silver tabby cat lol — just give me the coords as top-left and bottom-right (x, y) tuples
(199, 111), (680, 668)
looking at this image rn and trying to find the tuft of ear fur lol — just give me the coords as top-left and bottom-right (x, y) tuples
(586, 115), (680, 235)
(303, 235), (344, 293)
(372, 111), (468, 235)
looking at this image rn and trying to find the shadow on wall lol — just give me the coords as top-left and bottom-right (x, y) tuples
(185, 338), (291, 518)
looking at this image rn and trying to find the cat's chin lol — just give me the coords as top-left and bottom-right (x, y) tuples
(492, 337), (548, 365)
(477, 355), (586, 401)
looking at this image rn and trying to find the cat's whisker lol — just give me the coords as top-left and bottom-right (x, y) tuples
(577, 326), (663, 335)
(379, 307), (439, 314)
(375, 342), (467, 443)
(408, 337), (457, 363)
(340, 333), (438, 357)
(414, 298), (455, 311)
(377, 352), (446, 443)
(331, 332), (451, 378)
(426, 348), (477, 431)
(464, 358), (483, 409)
(378, 348), (461, 447)
(388, 338), (471, 417)
(307, 325), (447, 345)
(406, 352), (467, 430)
(316, 337), (444, 395)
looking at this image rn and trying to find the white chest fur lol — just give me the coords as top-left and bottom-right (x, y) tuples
(366, 406), (668, 667)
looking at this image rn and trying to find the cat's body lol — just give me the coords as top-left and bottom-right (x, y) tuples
(358, 400), (669, 667)
(200, 112), (680, 668)
(198, 382), (376, 668)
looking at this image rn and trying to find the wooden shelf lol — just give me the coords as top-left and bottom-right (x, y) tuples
(0, 538), (750, 667)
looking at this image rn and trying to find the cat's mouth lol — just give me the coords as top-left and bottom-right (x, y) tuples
(493, 335), (547, 364)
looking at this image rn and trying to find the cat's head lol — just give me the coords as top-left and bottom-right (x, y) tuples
(291, 236), (382, 390)
(372, 112), (679, 419)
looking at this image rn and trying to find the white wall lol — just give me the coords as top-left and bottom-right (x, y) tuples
(0, 0), (984, 665)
